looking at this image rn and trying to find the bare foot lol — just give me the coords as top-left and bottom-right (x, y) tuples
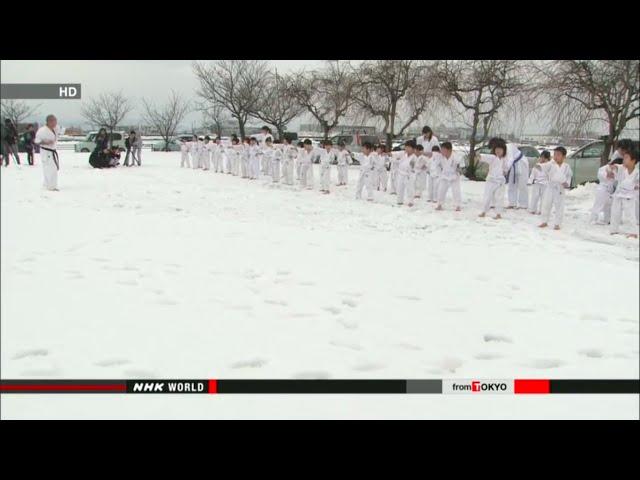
(627, 234), (638, 239)
(495, 214), (502, 219)
(435, 205), (443, 211)
(538, 223), (548, 228)
(478, 212), (486, 218)
(455, 207), (461, 212)
(408, 203), (414, 207)
(553, 225), (560, 230)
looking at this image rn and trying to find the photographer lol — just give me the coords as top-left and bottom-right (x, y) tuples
(2, 118), (21, 166)
(89, 128), (119, 168)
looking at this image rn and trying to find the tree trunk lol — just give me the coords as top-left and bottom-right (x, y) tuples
(277, 125), (285, 141)
(602, 121), (617, 166)
(109, 126), (114, 149)
(465, 112), (480, 180)
(323, 126), (330, 141)
(386, 132), (393, 150)
(238, 119), (246, 139)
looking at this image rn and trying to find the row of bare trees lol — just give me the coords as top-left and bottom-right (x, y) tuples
(192, 59), (638, 177)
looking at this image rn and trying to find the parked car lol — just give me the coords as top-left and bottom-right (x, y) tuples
(152, 138), (182, 152)
(74, 131), (127, 152)
(471, 144), (541, 181)
(565, 140), (637, 186)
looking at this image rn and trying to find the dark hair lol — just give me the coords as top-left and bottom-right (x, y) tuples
(27, 123), (33, 128)
(404, 140), (417, 149)
(4, 119), (11, 124)
(616, 138), (634, 153)
(324, 140), (333, 146)
(554, 146), (567, 157)
(422, 126), (432, 136)
(98, 128), (107, 136)
(431, 145), (440, 152)
(440, 141), (453, 151)
(284, 137), (292, 144)
(297, 141), (304, 148)
(266, 137), (273, 143)
(130, 130), (136, 134)
(612, 157), (624, 165)
(261, 125), (271, 132)
(625, 146), (638, 162)
(303, 139), (312, 145)
(232, 137), (239, 144)
(338, 141), (346, 147)
(490, 138), (507, 156)
(250, 136), (257, 142)
(204, 135), (211, 141)
(362, 141), (374, 150)
(416, 145), (424, 152)
(540, 150), (551, 159)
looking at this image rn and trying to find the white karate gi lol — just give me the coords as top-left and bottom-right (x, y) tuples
(240, 144), (250, 178)
(190, 141), (201, 169)
(180, 142), (191, 168)
(427, 154), (441, 202)
(505, 143), (529, 208)
(297, 147), (319, 188)
(336, 149), (351, 185)
(212, 143), (224, 172)
(392, 152), (417, 205)
(355, 152), (377, 200)
(414, 154), (428, 197)
(539, 161), (573, 227)
(375, 154), (389, 191)
(610, 165), (639, 235)
(34, 125), (60, 190)
(415, 134), (440, 153)
(436, 152), (464, 209)
(388, 154), (400, 194)
(478, 153), (509, 215)
(590, 164), (616, 223)
(248, 145), (262, 179)
(282, 145), (297, 185)
(200, 141), (212, 170)
(527, 163), (549, 214)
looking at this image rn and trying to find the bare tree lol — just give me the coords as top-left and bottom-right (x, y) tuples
(288, 61), (357, 140)
(198, 100), (230, 138)
(193, 60), (269, 139)
(0, 99), (41, 128)
(81, 91), (133, 147)
(142, 90), (191, 151)
(249, 71), (304, 139)
(435, 60), (527, 179)
(352, 60), (439, 147)
(537, 60), (639, 164)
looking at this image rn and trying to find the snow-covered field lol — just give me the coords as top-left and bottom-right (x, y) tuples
(1, 152), (638, 419)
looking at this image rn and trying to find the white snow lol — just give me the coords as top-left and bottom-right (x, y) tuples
(1, 151), (638, 419)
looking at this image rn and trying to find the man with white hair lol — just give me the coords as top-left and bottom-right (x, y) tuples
(34, 114), (61, 191)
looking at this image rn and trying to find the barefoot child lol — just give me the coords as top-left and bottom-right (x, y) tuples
(590, 157), (621, 224)
(477, 138), (510, 219)
(426, 145), (441, 202)
(180, 138), (191, 168)
(435, 142), (464, 211)
(336, 142), (351, 186)
(389, 140), (418, 207)
(610, 147), (639, 238)
(528, 150), (550, 214)
(375, 144), (389, 192)
(414, 145), (428, 199)
(538, 146), (572, 230)
(355, 142), (377, 201)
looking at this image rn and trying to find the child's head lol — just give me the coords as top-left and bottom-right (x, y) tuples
(539, 150), (551, 163)
(324, 140), (333, 150)
(616, 138), (634, 156)
(266, 137), (273, 147)
(489, 137), (507, 157)
(440, 141), (453, 156)
(261, 125), (271, 135)
(362, 141), (374, 155)
(243, 137), (250, 144)
(232, 136), (239, 145)
(416, 145), (424, 155)
(553, 146), (567, 163)
(403, 140), (416, 155)
(338, 141), (346, 150)
(192, 134), (198, 141)
(622, 146), (638, 169)
(284, 137), (292, 145)
(297, 141), (304, 148)
(303, 139), (313, 151)
(431, 145), (440, 153)
(422, 126), (433, 139)
(204, 135), (211, 143)
(250, 137), (257, 145)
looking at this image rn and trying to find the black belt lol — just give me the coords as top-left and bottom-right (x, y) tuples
(41, 146), (59, 170)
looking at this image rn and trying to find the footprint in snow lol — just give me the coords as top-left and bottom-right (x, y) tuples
(231, 358), (268, 369)
(337, 318), (358, 330)
(580, 313), (607, 322)
(509, 307), (536, 313)
(264, 299), (288, 306)
(329, 340), (363, 351)
(474, 352), (504, 360)
(578, 348), (604, 359)
(94, 358), (131, 367)
(353, 362), (385, 372)
(338, 291), (364, 298)
(341, 298), (358, 308)
(483, 334), (513, 343)
(13, 348), (49, 360)
(323, 306), (341, 315)
(396, 295), (421, 301)
(298, 281), (316, 287)
(117, 279), (138, 286)
(395, 343), (423, 351)
(292, 371), (331, 379)
(527, 358), (564, 369)
(435, 357), (464, 373)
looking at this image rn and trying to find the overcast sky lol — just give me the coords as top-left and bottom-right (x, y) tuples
(2, 60), (633, 136)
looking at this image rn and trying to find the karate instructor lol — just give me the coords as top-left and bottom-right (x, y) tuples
(34, 114), (61, 191)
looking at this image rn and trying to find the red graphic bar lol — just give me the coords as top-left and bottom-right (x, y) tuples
(208, 379), (218, 394)
(0, 384), (126, 392)
(514, 379), (550, 394)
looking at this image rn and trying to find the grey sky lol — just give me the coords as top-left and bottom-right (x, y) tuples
(2, 60), (633, 136)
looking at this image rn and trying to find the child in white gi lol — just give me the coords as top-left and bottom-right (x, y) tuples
(527, 150), (550, 215)
(477, 138), (510, 219)
(212, 137), (224, 173)
(416, 126), (440, 153)
(435, 142), (464, 211)
(336, 142), (351, 186)
(226, 137), (239, 175)
(505, 143), (529, 209)
(180, 138), (191, 168)
(248, 137), (262, 180)
(389, 140), (418, 206)
(355, 142), (377, 201)
(538, 146), (573, 230)
(375, 144), (389, 192)
(282, 138), (297, 185)
(240, 137), (250, 178)
(200, 136), (212, 170)
(414, 145), (428, 199)
(190, 135), (201, 169)
(609, 148), (639, 238)
(590, 158), (619, 224)
(318, 140), (337, 193)
(426, 145), (441, 202)
(34, 114), (60, 191)
(297, 139), (319, 189)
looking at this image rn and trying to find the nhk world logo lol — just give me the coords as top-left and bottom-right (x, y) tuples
(443, 379), (514, 394)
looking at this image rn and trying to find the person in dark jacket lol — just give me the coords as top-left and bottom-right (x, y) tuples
(2, 119), (21, 166)
(89, 128), (118, 168)
(123, 131), (135, 166)
(22, 124), (36, 165)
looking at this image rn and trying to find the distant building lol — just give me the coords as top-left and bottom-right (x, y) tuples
(299, 123), (377, 136)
